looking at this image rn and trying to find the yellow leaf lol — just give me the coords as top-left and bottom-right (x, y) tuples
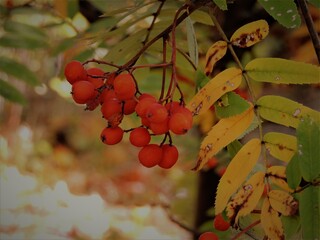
(226, 171), (265, 224)
(187, 68), (242, 116)
(268, 190), (298, 216)
(193, 105), (255, 171)
(261, 198), (284, 240)
(263, 132), (297, 162)
(214, 138), (261, 213)
(267, 166), (294, 193)
(204, 41), (228, 76)
(230, 20), (269, 48)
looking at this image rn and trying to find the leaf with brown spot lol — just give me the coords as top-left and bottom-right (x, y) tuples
(261, 198), (285, 240)
(186, 68), (242, 116)
(263, 132), (297, 162)
(230, 20), (269, 48)
(204, 41), (228, 76)
(214, 138), (261, 213)
(268, 190), (298, 216)
(267, 166), (294, 193)
(226, 171), (265, 225)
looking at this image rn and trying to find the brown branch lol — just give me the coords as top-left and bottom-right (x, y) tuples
(297, 0), (320, 64)
(231, 220), (261, 240)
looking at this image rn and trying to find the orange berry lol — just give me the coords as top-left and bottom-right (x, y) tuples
(158, 144), (178, 169)
(123, 98), (138, 115)
(213, 213), (230, 231)
(146, 103), (168, 123)
(64, 60), (87, 84)
(100, 126), (124, 145)
(149, 119), (169, 135)
(198, 232), (219, 240)
(87, 67), (104, 88)
(169, 107), (193, 135)
(101, 98), (122, 119)
(138, 144), (162, 168)
(129, 127), (151, 147)
(135, 97), (157, 117)
(71, 80), (95, 104)
(113, 73), (136, 100)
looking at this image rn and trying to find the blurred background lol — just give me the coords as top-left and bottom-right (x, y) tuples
(0, 0), (319, 239)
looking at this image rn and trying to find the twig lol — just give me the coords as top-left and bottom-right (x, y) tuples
(231, 220), (261, 240)
(297, 0), (320, 64)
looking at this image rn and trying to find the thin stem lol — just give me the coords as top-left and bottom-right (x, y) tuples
(142, 0), (166, 45)
(231, 220), (261, 240)
(131, 62), (172, 70)
(297, 0), (320, 64)
(83, 58), (121, 69)
(160, 36), (168, 101)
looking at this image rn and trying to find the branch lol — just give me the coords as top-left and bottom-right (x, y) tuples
(297, 0), (320, 64)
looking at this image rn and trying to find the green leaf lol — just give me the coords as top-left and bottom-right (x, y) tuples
(50, 37), (77, 56)
(212, 0), (228, 10)
(185, 16), (198, 67)
(0, 79), (26, 105)
(0, 57), (40, 86)
(296, 117), (320, 182)
(227, 140), (243, 159)
(195, 69), (210, 91)
(0, 34), (48, 49)
(286, 154), (302, 189)
(215, 92), (250, 118)
(4, 20), (47, 40)
(245, 58), (320, 84)
(299, 185), (320, 239)
(257, 95), (320, 128)
(308, 0), (320, 8)
(190, 10), (214, 26)
(282, 215), (301, 240)
(257, 0), (301, 28)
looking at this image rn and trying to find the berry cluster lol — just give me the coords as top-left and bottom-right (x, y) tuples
(64, 60), (193, 169)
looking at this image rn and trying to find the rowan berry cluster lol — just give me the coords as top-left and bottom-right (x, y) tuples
(64, 60), (193, 169)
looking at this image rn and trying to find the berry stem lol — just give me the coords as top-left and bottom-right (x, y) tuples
(131, 62), (172, 70)
(83, 58), (121, 69)
(231, 220), (261, 240)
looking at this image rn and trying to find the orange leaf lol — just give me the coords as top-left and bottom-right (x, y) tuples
(193, 105), (255, 171)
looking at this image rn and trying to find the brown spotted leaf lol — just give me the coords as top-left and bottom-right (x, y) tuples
(204, 41), (228, 76)
(267, 166), (294, 193)
(261, 198), (285, 240)
(214, 138), (261, 213)
(193, 106), (255, 171)
(268, 190), (298, 216)
(226, 171), (265, 225)
(230, 20), (269, 48)
(186, 68), (242, 116)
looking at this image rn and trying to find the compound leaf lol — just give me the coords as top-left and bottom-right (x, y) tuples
(257, 95), (320, 128)
(267, 166), (293, 193)
(230, 20), (269, 48)
(245, 58), (320, 84)
(300, 185), (320, 239)
(215, 138), (261, 214)
(261, 198), (285, 240)
(0, 79), (26, 105)
(263, 132), (297, 162)
(257, 0), (301, 28)
(204, 40), (227, 75)
(226, 171), (265, 224)
(0, 56), (40, 86)
(187, 68), (242, 116)
(286, 154), (302, 189)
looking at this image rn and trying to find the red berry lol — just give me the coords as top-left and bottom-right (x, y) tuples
(213, 213), (230, 231)
(158, 144), (178, 169)
(149, 119), (169, 135)
(100, 89), (117, 104)
(64, 60), (87, 84)
(135, 97), (157, 117)
(123, 98), (138, 115)
(100, 126), (124, 145)
(146, 103), (168, 123)
(165, 101), (181, 114)
(207, 157), (218, 169)
(87, 67), (104, 88)
(169, 107), (193, 135)
(141, 117), (151, 128)
(138, 144), (162, 168)
(101, 98), (122, 119)
(71, 80), (95, 104)
(106, 72), (116, 85)
(129, 127), (151, 147)
(113, 73), (136, 100)
(198, 232), (219, 240)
